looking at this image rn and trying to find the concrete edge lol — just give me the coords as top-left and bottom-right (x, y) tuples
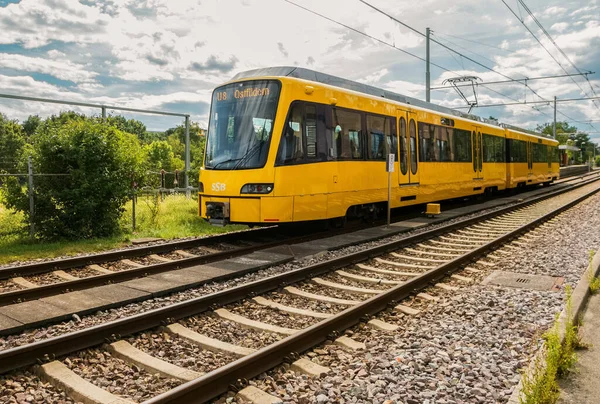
(508, 248), (600, 404)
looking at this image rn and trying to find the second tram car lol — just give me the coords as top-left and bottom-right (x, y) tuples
(199, 67), (559, 225)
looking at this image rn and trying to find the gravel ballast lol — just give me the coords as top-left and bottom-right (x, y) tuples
(241, 190), (600, 404)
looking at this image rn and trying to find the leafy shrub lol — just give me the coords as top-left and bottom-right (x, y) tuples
(3, 114), (144, 240)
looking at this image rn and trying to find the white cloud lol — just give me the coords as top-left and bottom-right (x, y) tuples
(0, 0), (597, 132)
(1, 53), (97, 83)
(550, 22), (569, 33)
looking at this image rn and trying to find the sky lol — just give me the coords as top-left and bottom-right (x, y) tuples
(0, 0), (599, 142)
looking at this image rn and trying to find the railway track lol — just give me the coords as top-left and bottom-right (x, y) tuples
(0, 176), (598, 404)
(1, 172), (597, 310)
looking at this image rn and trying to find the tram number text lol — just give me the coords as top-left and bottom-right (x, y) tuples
(216, 91), (227, 101)
(211, 182), (226, 192)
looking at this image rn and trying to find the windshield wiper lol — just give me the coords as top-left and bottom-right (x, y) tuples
(211, 158), (242, 169)
(233, 141), (265, 170)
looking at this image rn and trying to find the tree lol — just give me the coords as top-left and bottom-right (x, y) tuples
(535, 121), (578, 142)
(22, 115), (41, 137)
(3, 114), (144, 240)
(106, 115), (149, 142)
(0, 114), (26, 173)
(163, 121), (206, 187)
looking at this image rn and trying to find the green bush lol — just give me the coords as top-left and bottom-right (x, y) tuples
(3, 114), (144, 240)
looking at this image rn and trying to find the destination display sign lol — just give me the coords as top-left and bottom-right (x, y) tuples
(213, 80), (280, 103)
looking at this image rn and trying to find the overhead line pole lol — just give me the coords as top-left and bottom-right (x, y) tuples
(184, 116), (191, 198)
(426, 27), (431, 102)
(553, 96), (557, 139)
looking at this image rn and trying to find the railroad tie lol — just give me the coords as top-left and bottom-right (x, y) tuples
(214, 308), (298, 335)
(107, 340), (202, 382)
(375, 257), (432, 269)
(335, 270), (402, 285)
(394, 304), (421, 315)
(417, 292), (439, 302)
(311, 277), (382, 295)
(174, 249), (198, 258)
(451, 274), (473, 283)
(164, 323), (255, 357)
(367, 319), (399, 331)
(148, 254), (173, 263)
(237, 386), (283, 404)
(35, 360), (134, 404)
(52, 270), (78, 281)
(435, 283), (459, 291)
(86, 264), (113, 274)
(119, 259), (144, 268)
(289, 358), (330, 377)
(390, 253), (446, 263)
(355, 263), (418, 277)
(10, 277), (38, 289)
(252, 296), (332, 319)
(334, 336), (366, 351)
(283, 286), (360, 306)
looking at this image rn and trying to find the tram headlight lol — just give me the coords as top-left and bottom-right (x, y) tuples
(240, 183), (274, 194)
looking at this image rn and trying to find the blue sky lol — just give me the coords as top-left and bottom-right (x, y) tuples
(0, 0), (598, 141)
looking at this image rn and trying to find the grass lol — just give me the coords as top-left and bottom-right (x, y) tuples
(520, 286), (584, 404)
(0, 194), (245, 265)
(587, 250), (600, 294)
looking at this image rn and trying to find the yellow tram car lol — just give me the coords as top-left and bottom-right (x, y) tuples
(198, 67), (559, 225)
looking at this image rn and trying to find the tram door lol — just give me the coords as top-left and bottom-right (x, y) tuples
(527, 141), (534, 176)
(472, 127), (484, 180)
(397, 109), (420, 186)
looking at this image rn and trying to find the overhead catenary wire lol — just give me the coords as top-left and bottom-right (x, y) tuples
(359, 0), (597, 130)
(514, 0), (600, 104)
(501, 0), (600, 123)
(282, 0), (584, 127)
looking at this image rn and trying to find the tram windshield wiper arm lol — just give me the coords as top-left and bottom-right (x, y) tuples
(211, 158), (242, 169)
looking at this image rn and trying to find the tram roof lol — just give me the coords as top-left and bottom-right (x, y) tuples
(231, 66), (551, 140)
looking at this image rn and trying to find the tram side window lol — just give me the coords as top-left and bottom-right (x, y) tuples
(418, 123), (438, 162)
(508, 139), (527, 162)
(454, 129), (472, 162)
(399, 118), (408, 174)
(366, 115), (397, 161)
(276, 102), (326, 165)
(483, 134), (505, 162)
(418, 123), (456, 162)
(533, 143), (547, 163)
(332, 108), (363, 160)
(438, 127), (453, 162)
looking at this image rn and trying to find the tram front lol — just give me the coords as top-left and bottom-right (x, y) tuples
(199, 79), (282, 225)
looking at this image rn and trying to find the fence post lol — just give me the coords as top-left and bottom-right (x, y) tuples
(132, 189), (136, 232)
(27, 155), (35, 238)
(184, 115), (190, 198)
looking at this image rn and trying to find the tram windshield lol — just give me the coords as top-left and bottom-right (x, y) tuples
(205, 80), (281, 170)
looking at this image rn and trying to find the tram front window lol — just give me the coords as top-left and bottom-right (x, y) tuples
(205, 80), (281, 170)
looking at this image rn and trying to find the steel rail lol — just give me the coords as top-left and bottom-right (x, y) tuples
(0, 224), (366, 305)
(1, 172), (592, 281)
(0, 176), (597, 375)
(0, 227), (285, 280)
(145, 179), (600, 403)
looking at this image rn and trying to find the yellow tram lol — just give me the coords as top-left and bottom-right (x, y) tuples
(198, 67), (559, 225)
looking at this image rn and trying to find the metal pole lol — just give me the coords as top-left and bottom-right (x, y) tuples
(426, 27), (431, 103)
(27, 156), (34, 238)
(387, 171), (392, 227)
(101, 106), (106, 119)
(132, 191), (136, 231)
(553, 96), (556, 139)
(386, 153), (394, 227)
(184, 115), (191, 198)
